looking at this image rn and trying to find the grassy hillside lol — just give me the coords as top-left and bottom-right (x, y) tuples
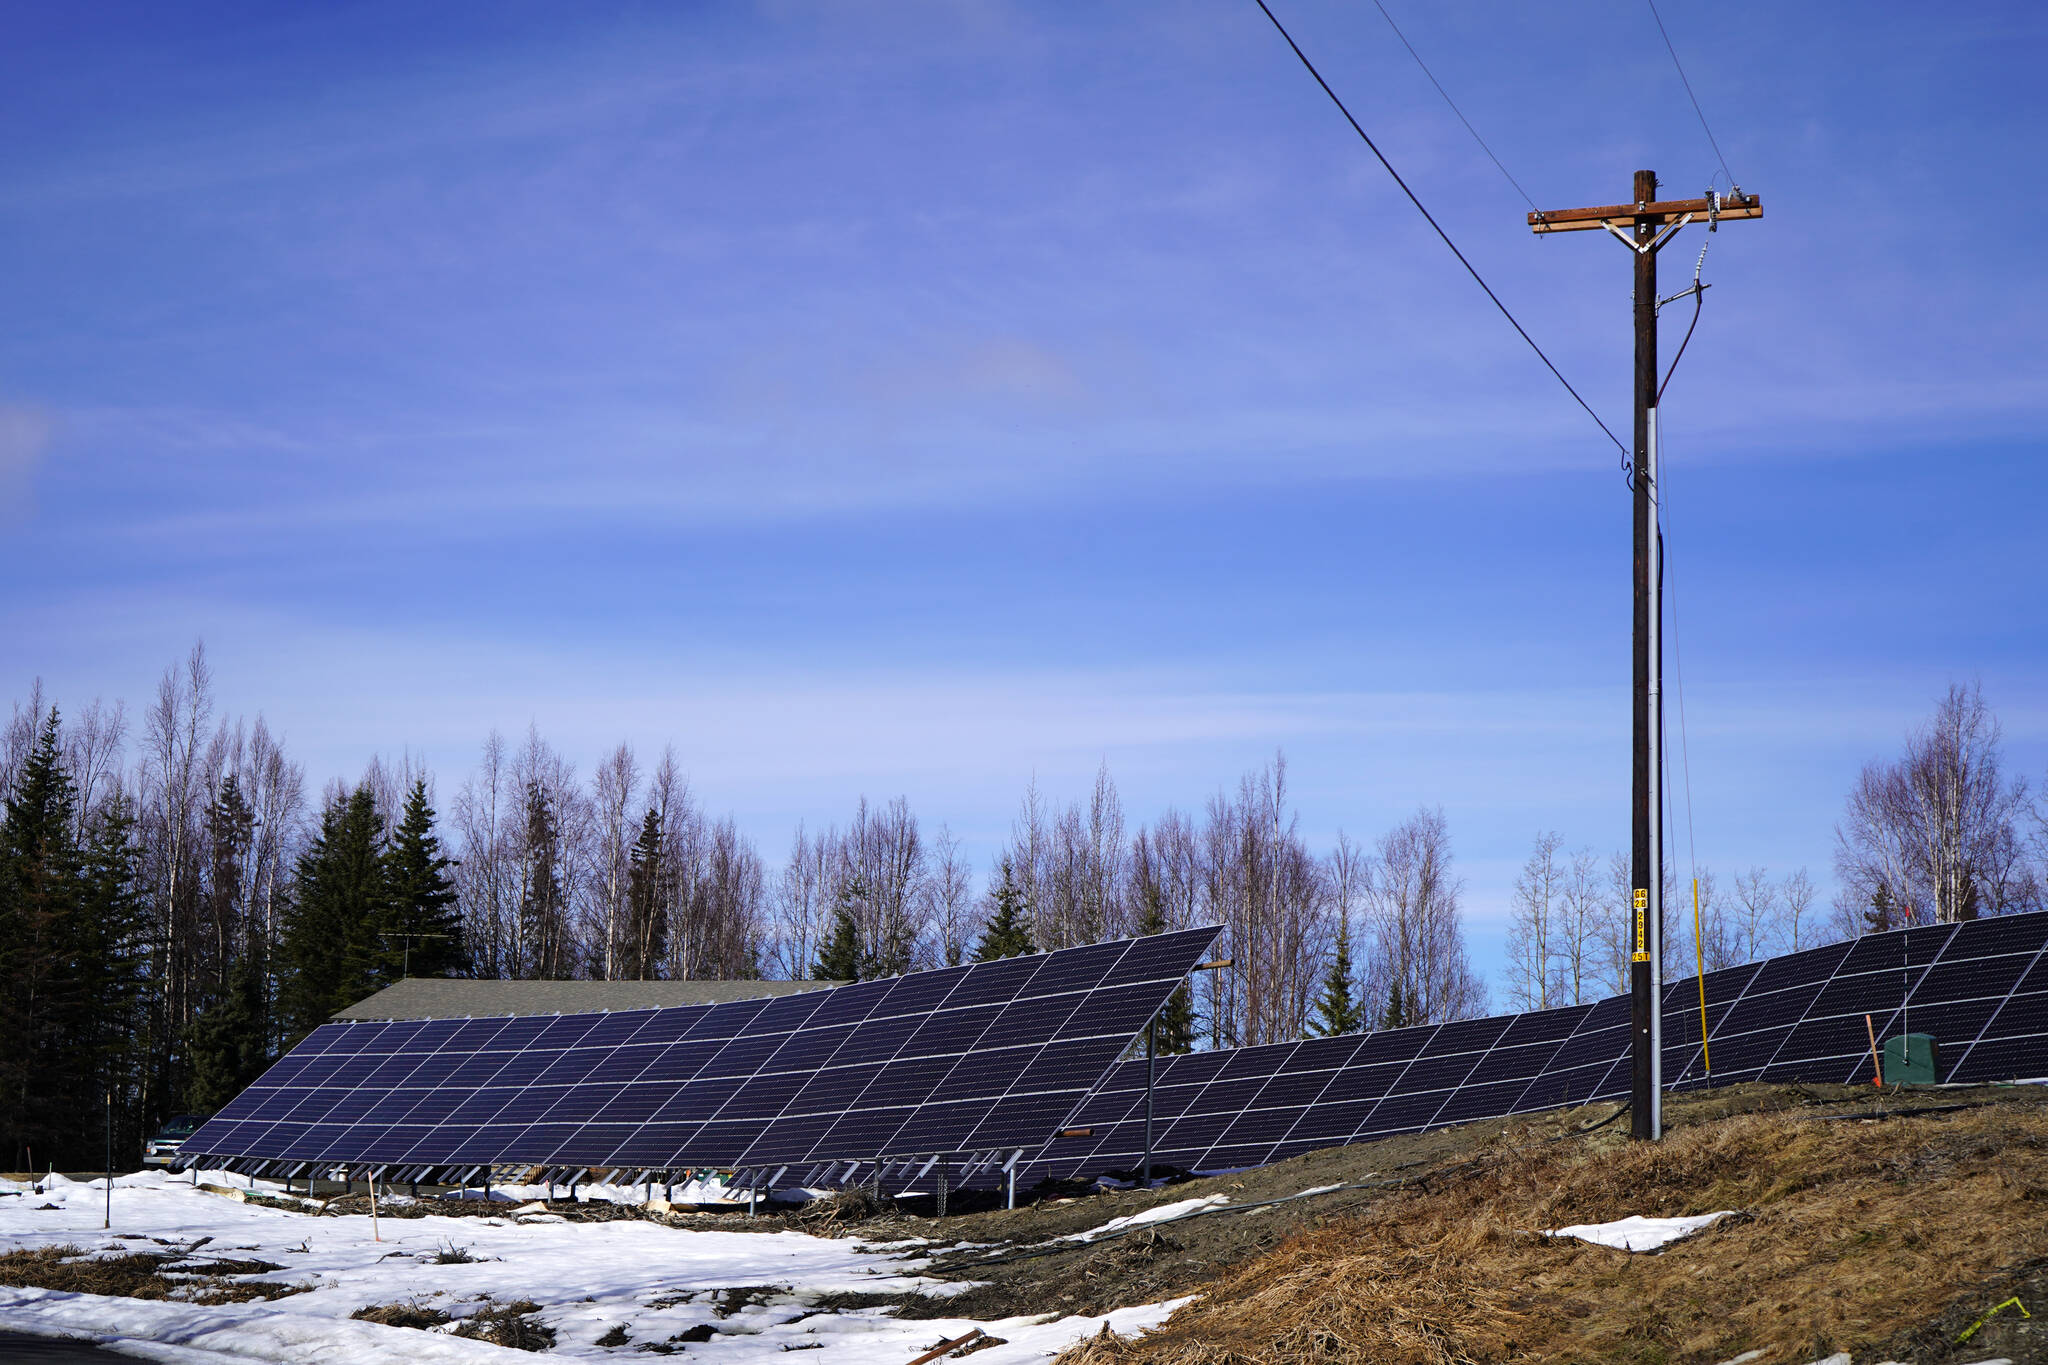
(1051, 1089), (2048, 1364)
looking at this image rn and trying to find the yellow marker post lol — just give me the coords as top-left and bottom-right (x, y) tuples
(1693, 879), (1711, 1074)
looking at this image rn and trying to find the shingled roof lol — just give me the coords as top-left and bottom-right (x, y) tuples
(331, 976), (841, 1021)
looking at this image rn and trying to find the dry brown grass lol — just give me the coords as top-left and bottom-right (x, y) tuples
(1058, 1104), (2048, 1365)
(452, 1298), (556, 1351)
(795, 1185), (887, 1229)
(0, 1244), (308, 1305)
(350, 1299), (453, 1330)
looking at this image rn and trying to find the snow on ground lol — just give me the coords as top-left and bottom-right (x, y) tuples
(1542, 1211), (1740, 1252)
(1058, 1195), (1230, 1244)
(470, 1173), (810, 1208)
(0, 1173), (1187, 1363)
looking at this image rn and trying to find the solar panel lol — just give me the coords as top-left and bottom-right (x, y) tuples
(1940, 914), (2048, 1083)
(182, 925), (1220, 1182)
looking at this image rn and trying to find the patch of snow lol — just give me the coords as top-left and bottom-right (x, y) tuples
(0, 1170), (1186, 1363)
(1060, 1195), (1230, 1244)
(1542, 1210), (1739, 1252)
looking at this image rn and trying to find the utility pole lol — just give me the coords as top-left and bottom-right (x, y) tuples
(1529, 173), (1760, 1140)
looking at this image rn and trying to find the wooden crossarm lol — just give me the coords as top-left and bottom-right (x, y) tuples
(1529, 192), (1761, 234)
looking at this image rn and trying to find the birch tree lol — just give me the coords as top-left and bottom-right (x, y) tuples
(771, 823), (832, 980)
(452, 731), (514, 978)
(1730, 867), (1779, 964)
(591, 742), (641, 979)
(1836, 683), (2033, 925)
(138, 644), (214, 1110)
(1360, 806), (1485, 1026)
(1504, 831), (1564, 1010)
(1551, 847), (1605, 1005)
(923, 824), (979, 968)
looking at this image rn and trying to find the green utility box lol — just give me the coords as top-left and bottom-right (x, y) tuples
(1882, 1033), (1940, 1085)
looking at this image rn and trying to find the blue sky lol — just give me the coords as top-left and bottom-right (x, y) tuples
(3, 1), (2044, 988)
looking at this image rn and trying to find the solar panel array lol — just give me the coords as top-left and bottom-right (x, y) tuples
(181, 927), (1220, 1182)
(1664, 910), (2048, 1090)
(1033, 910), (2048, 1184)
(180, 913), (2048, 1192)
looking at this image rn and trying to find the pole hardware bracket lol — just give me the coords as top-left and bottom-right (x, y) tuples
(1657, 281), (1711, 312)
(1601, 211), (1694, 255)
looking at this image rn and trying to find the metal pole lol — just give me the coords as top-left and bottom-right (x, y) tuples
(1629, 167), (1663, 1143)
(1648, 401), (1664, 1140)
(1141, 1017), (1156, 1185)
(104, 1090), (112, 1230)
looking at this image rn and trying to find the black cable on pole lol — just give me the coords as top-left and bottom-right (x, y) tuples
(1645, 0), (1736, 190)
(1252, 0), (1628, 458)
(1658, 289), (1703, 404)
(1658, 239), (1711, 403)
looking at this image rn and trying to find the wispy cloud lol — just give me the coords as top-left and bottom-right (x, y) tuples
(0, 405), (53, 525)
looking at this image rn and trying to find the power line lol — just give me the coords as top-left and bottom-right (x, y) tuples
(1251, 0), (1627, 457)
(1645, 0), (1736, 189)
(1368, 0), (1537, 214)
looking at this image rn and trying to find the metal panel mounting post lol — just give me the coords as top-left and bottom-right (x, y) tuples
(1529, 171), (1762, 1140)
(1142, 1017), (1157, 1186)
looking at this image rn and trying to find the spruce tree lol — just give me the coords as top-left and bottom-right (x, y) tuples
(381, 779), (462, 979)
(813, 883), (864, 982)
(0, 711), (84, 1167)
(975, 859), (1035, 962)
(1864, 885), (1899, 935)
(278, 786), (387, 1042)
(202, 774), (256, 980)
(187, 957), (269, 1114)
(0, 711), (147, 1167)
(1381, 980), (1415, 1030)
(518, 780), (569, 979)
(75, 794), (149, 1132)
(624, 808), (668, 979)
(1133, 885), (1194, 1054)
(1309, 919), (1363, 1037)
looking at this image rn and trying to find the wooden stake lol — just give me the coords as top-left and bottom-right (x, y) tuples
(1864, 1014), (1884, 1087)
(904, 1329), (984, 1365)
